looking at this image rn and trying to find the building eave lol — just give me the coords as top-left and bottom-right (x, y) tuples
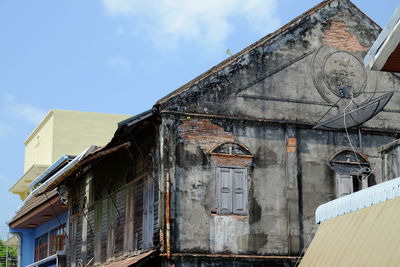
(364, 3), (400, 71)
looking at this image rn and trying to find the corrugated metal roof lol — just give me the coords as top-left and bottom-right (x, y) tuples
(300, 196), (400, 266)
(315, 176), (400, 223)
(103, 250), (157, 267)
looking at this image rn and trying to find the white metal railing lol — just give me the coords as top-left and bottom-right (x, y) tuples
(315, 176), (400, 223)
(25, 251), (65, 267)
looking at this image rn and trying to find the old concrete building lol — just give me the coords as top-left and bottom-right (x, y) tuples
(39, 0), (400, 266)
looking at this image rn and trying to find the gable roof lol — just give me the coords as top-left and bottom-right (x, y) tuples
(156, 0), (379, 109)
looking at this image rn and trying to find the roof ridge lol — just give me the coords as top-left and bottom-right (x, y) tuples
(345, 0), (381, 29)
(156, 0), (336, 106)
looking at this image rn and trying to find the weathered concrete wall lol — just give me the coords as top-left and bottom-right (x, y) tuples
(66, 123), (159, 266)
(158, 0), (400, 132)
(298, 128), (394, 241)
(156, 2), (400, 262)
(162, 114), (396, 258)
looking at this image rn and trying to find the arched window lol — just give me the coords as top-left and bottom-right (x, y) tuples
(328, 149), (371, 198)
(210, 142), (253, 215)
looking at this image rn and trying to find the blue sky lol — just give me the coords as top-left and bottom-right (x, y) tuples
(0, 0), (398, 229)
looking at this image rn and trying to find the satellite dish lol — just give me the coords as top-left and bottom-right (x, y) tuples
(314, 92), (394, 130)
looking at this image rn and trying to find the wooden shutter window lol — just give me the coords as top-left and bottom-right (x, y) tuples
(124, 184), (135, 252)
(217, 167), (233, 214)
(217, 167), (247, 215)
(142, 177), (154, 249)
(336, 174), (353, 198)
(233, 168), (247, 215)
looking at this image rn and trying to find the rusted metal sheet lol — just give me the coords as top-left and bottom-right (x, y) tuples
(301, 196), (400, 266)
(160, 253), (300, 260)
(103, 249), (157, 267)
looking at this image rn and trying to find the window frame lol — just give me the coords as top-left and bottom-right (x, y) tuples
(49, 223), (66, 255)
(34, 233), (49, 262)
(336, 173), (369, 198)
(216, 166), (248, 215)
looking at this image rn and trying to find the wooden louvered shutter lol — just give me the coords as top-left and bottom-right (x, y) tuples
(124, 184), (135, 252)
(217, 167), (233, 214)
(336, 174), (353, 198)
(233, 168), (247, 215)
(100, 199), (108, 263)
(142, 177), (154, 249)
(114, 188), (126, 255)
(93, 203), (102, 265)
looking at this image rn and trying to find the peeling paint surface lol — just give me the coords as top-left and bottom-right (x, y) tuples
(210, 216), (250, 254)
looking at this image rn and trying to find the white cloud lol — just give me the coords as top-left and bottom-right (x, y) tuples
(102, 0), (280, 50)
(108, 55), (132, 71)
(3, 94), (46, 125)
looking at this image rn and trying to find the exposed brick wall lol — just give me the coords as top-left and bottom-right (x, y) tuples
(323, 21), (368, 52)
(178, 118), (235, 153)
(210, 154), (252, 167)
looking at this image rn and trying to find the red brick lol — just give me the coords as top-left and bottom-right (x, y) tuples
(178, 118), (235, 152)
(322, 21), (367, 51)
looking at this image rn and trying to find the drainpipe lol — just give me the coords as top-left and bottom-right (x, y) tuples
(166, 172), (171, 260)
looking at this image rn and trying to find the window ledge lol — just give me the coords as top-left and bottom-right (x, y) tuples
(210, 213), (247, 220)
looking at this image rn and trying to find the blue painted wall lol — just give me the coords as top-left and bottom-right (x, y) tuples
(10, 212), (67, 267)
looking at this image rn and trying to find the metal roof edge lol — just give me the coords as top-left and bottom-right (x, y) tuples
(29, 155), (75, 191)
(315, 176), (400, 223)
(364, 3), (400, 69)
(117, 109), (153, 127)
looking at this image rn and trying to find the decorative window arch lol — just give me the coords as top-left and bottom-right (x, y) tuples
(210, 142), (252, 156)
(210, 142), (253, 215)
(328, 149), (372, 198)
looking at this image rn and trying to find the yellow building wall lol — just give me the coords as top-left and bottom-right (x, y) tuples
(11, 109), (131, 200)
(51, 110), (129, 163)
(24, 111), (54, 172)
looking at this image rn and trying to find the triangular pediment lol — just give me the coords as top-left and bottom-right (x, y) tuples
(156, 0), (400, 130)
